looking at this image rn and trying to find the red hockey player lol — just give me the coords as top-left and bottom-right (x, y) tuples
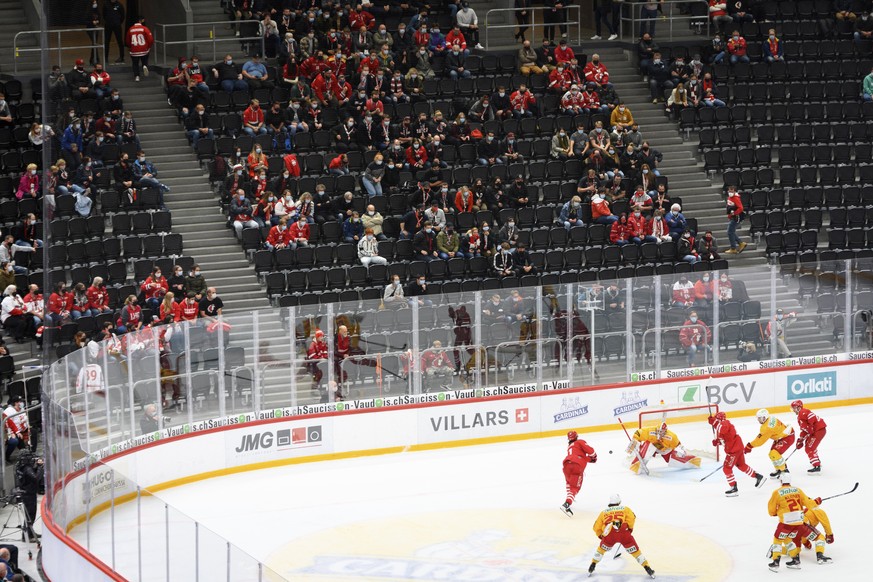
(709, 411), (766, 496)
(588, 494), (655, 579)
(560, 430), (597, 517)
(791, 400), (826, 474)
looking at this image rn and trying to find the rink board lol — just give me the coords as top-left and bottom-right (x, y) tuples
(43, 355), (873, 581)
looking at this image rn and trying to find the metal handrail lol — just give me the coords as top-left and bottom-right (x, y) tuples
(641, 322), (712, 367)
(154, 20), (266, 68)
(483, 5), (582, 51)
(621, 0), (711, 42)
(13, 27), (106, 75)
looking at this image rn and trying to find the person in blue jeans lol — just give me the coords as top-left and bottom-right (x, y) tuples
(361, 154), (385, 197)
(640, 1), (663, 37)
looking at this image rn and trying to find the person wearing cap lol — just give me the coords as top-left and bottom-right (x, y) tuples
(242, 54), (274, 90)
(766, 309), (796, 358)
(68, 59), (96, 100)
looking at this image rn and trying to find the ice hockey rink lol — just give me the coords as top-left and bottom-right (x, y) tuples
(71, 404), (872, 581)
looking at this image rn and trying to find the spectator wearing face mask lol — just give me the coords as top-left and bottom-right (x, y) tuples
(414, 221), (439, 261)
(287, 215), (311, 249)
(650, 209), (672, 242)
(724, 186), (747, 254)
(694, 273), (715, 310)
(212, 53), (248, 92)
(185, 104), (213, 147)
(230, 189), (258, 239)
(133, 151), (170, 207)
(15, 165), (40, 201)
(437, 225), (467, 260)
(167, 267), (187, 301)
(185, 266), (207, 301)
(493, 242), (514, 277)
(362, 153), (386, 197)
(665, 203), (687, 240)
(727, 30), (749, 64)
(510, 84), (537, 118)
(407, 275), (432, 307)
(446, 43), (471, 79)
(697, 231), (720, 261)
(708, 1), (733, 35)
(559, 196), (584, 231)
(343, 211), (364, 244)
(627, 206), (656, 244)
(362, 204), (386, 241)
(762, 29), (784, 62)
(270, 191), (294, 228)
(242, 54), (274, 89)
(253, 192), (275, 228)
(610, 102), (634, 128)
(678, 230), (700, 264)
(478, 131), (504, 166)
(383, 275), (406, 307)
(141, 267), (168, 313)
(666, 83), (689, 119)
(647, 52), (673, 103)
(680, 311), (712, 367)
(506, 176), (530, 208)
(591, 192), (618, 225)
(296, 192), (315, 224)
(243, 99), (267, 136)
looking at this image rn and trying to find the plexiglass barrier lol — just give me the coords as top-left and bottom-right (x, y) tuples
(43, 260), (873, 579)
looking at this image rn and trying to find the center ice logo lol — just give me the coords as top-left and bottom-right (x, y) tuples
(554, 397), (589, 423)
(787, 372), (836, 399)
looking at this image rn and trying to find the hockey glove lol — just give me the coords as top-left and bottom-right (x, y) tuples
(625, 441), (637, 455)
(814, 497), (822, 505)
(795, 439), (804, 450)
(743, 443), (753, 454)
(712, 439), (719, 447)
(826, 534), (834, 544)
(588, 454), (598, 463)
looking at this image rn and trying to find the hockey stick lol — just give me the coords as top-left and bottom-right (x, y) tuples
(698, 463), (723, 482)
(617, 417), (649, 475)
(612, 544), (623, 560)
(819, 482), (859, 502)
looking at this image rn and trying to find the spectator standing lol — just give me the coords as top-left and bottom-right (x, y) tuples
(680, 311), (713, 367)
(766, 309), (796, 358)
(592, 0), (620, 40)
(640, 1), (663, 37)
(126, 17), (154, 81)
(724, 187), (747, 253)
(103, 0), (125, 64)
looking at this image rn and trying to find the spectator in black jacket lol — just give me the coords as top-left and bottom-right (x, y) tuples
(513, 244), (537, 277)
(103, 0), (125, 64)
(728, 0), (755, 23)
(647, 52), (673, 103)
(506, 175), (530, 208)
(114, 153), (135, 194)
(446, 45), (471, 79)
(637, 33), (659, 72)
(491, 85), (512, 119)
(68, 59), (96, 100)
(400, 205), (426, 240)
(477, 131), (504, 166)
(223, 164), (250, 203)
(855, 11), (873, 43)
(313, 187), (333, 224)
(185, 104), (214, 148)
(413, 221), (439, 261)
(212, 54), (249, 92)
(535, 39), (557, 71)
(333, 190), (356, 223)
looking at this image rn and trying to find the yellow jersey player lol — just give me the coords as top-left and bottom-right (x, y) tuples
(745, 408), (795, 478)
(767, 472), (829, 571)
(588, 494), (655, 579)
(628, 422), (701, 474)
(799, 496), (834, 564)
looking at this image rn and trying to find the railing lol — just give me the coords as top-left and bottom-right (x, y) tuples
(153, 20), (265, 69)
(620, 0), (711, 42)
(43, 259), (873, 578)
(483, 5), (582, 51)
(13, 27), (106, 74)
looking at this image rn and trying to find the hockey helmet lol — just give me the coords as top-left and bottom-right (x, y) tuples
(779, 472), (792, 485)
(714, 411), (726, 422)
(609, 493), (621, 506)
(756, 408), (769, 423)
(567, 430), (578, 441)
(790, 400), (803, 411)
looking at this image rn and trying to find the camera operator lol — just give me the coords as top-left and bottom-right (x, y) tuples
(3, 397), (33, 462)
(737, 341), (761, 363)
(14, 451), (43, 542)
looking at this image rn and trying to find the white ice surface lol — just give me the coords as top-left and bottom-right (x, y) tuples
(71, 404), (873, 581)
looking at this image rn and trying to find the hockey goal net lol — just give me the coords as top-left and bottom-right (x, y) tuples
(637, 403), (720, 461)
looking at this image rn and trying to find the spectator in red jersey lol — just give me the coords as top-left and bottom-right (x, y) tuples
(22, 284), (44, 328)
(117, 295), (142, 334)
(287, 215), (311, 249)
(672, 275), (695, 307)
(265, 217), (292, 251)
(510, 84), (537, 118)
(125, 16), (153, 81)
(89, 63), (112, 98)
(708, 1), (733, 35)
(694, 273), (715, 310)
(159, 292), (180, 324)
(421, 340), (454, 391)
(554, 38), (575, 64)
(70, 283), (95, 319)
(46, 282), (73, 327)
(724, 185), (746, 254)
(178, 293), (200, 322)
(243, 99), (267, 136)
(727, 29), (749, 64)
(306, 329), (329, 391)
(328, 153), (350, 175)
(609, 213), (631, 246)
(141, 267), (168, 313)
(680, 311), (713, 367)
(627, 206), (656, 244)
(583, 53), (611, 87)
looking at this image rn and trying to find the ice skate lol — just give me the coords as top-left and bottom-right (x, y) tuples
(725, 485), (739, 497)
(755, 473), (766, 488)
(785, 557), (801, 569)
(770, 469), (782, 479)
(559, 502), (573, 517)
(816, 553), (832, 565)
(807, 466), (821, 474)
(644, 565), (655, 578)
(768, 556), (780, 572)
(588, 562), (596, 576)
